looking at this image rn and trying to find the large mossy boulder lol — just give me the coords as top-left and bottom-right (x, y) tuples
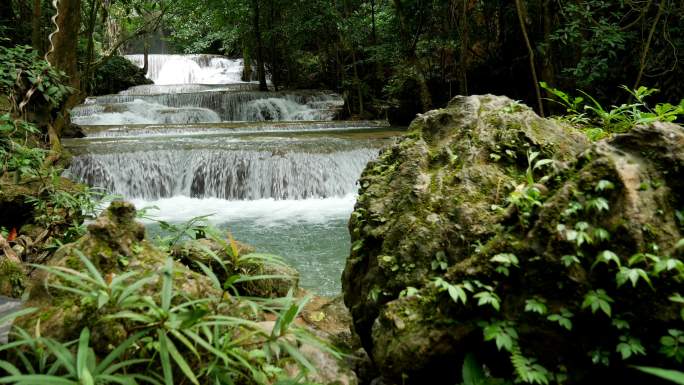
(20, 201), (220, 347)
(89, 56), (152, 96)
(342, 95), (684, 384)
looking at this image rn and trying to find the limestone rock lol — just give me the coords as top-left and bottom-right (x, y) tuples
(19, 201), (220, 347)
(342, 95), (684, 384)
(173, 237), (299, 298)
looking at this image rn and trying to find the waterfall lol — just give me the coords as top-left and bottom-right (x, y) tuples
(66, 53), (396, 296)
(124, 54), (248, 84)
(67, 147), (379, 200)
(73, 90), (344, 123)
(77, 120), (390, 138)
(71, 99), (221, 125)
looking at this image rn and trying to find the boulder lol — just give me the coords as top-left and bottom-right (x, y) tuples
(173, 238), (299, 298)
(89, 56), (153, 97)
(19, 201), (220, 347)
(342, 95), (684, 384)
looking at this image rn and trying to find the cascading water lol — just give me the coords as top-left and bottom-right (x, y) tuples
(124, 54), (246, 84)
(67, 146), (379, 200)
(73, 90), (344, 124)
(66, 54), (400, 295)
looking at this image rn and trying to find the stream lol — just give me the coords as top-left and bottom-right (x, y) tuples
(65, 54), (400, 296)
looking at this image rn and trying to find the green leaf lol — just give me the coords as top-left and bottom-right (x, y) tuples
(582, 290), (613, 317)
(616, 267), (652, 288)
(616, 335), (645, 360)
(0, 307), (37, 326)
(596, 180), (615, 192)
(76, 328), (91, 380)
(98, 332), (146, 374)
(635, 367), (684, 385)
(161, 258), (174, 312)
(0, 375), (75, 384)
(482, 321), (518, 352)
(593, 250), (621, 269)
(676, 239), (684, 250)
(524, 298), (548, 315)
(158, 331), (174, 385)
(547, 308), (573, 331)
(474, 291), (500, 311)
(462, 353), (485, 385)
(448, 285), (467, 305)
(491, 253), (519, 267)
(163, 334), (199, 385)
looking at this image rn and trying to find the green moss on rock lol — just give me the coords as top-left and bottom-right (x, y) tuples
(342, 95), (684, 384)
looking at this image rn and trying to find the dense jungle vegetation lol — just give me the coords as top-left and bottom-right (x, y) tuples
(1, 1), (684, 385)
(3, 0), (684, 122)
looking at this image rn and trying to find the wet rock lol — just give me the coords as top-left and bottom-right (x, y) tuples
(0, 257), (24, 298)
(0, 181), (35, 231)
(173, 237), (299, 298)
(342, 95), (684, 384)
(18, 201), (220, 346)
(238, 261), (300, 298)
(89, 56), (153, 97)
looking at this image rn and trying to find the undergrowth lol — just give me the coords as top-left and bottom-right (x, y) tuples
(541, 83), (684, 140)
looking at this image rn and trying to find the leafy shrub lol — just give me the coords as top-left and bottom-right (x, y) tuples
(0, 114), (45, 181)
(0, 247), (338, 385)
(0, 45), (72, 114)
(541, 83), (684, 139)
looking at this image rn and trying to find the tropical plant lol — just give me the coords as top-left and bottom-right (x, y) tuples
(542, 83), (684, 139)
(3, 243), (337, 385)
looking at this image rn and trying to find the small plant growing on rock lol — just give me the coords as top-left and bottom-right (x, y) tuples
(541, 82), (684, 138)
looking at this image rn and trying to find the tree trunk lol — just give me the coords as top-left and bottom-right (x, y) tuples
(143, 40), (150, 74)
(252, 0), (268, 91)
(515, 0), (544, 117)
(268, 0), (279, 91)
(242, 47), (253, 81)
(31, 0), (42, 53)
(459, 0), (469, 95)
(46, 0), (82, 152)
(540, 0), (556, 92)
(82, 0), (101, 95)
(633, 0), (665, 90)
(371, 0), (377, 44)
(47, 0), (81, 89)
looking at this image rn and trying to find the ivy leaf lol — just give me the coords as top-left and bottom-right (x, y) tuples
(448, 285), (468, 305)
(474, 291), (501, 311)
(547, 308), (573, 331)
(524, 298), (548, 315)
(616, 335), (646, 360)
(615, 267), (652, 288)
(582, 289), (613, 317)
(595, 180), (615, 192)
(676, 239), (684, 250)
(561, 254), (580, 267)
(482, 321), (518, 352)
(593, 250), (621, 269)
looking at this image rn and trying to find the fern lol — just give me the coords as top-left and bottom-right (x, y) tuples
(510, 345), (551, 385)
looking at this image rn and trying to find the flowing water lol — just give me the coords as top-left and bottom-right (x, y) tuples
(66, 54), (400, 296)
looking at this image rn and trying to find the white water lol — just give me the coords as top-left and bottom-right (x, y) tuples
(125, 54), (247, 84)
(67, 54), (397, 295)
(77, 121), (389, 138)
(76, 91), (343, 123)
(67, 145), (378, 200)
(119, 84), (259, 95)
(72, 99), (221, 125)
(132, 194), (357, 226)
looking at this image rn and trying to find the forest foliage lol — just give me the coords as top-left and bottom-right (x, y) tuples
(2, 0), (684, 122)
